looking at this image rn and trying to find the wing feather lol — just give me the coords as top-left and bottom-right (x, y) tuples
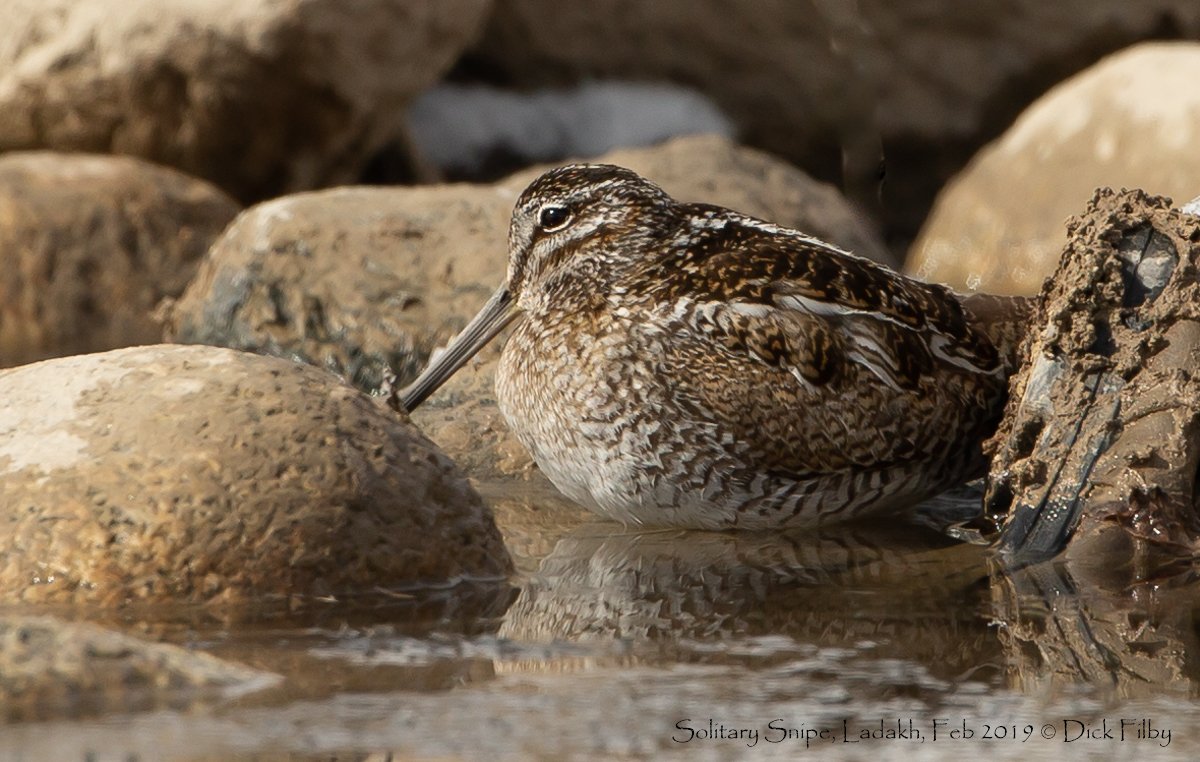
(640, 210), (1015, 477)
(654, 213), (1003, 391)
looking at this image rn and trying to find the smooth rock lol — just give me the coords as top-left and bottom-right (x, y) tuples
(910, 42), (1200, 295)
(0, 0), (493, 202)
(0, 345), (512, 606)
(0, 616), (279, 721)
(0, 152), (239, 368)
(164, 135), (890, 480)
(466, 1), (1200, 242)
(165, 183), (515, 391)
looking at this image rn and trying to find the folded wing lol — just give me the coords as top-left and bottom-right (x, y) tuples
(649, 212), (1010, 475)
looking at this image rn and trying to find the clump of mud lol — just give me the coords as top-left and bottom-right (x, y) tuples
(985, 188), (1200, 566)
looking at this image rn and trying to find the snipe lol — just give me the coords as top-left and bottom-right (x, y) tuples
(401, 165), (1032, 530)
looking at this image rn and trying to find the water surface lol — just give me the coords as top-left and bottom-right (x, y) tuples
(2, 484), (1196, 761)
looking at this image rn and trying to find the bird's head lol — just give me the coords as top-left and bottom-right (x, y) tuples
(400, 164), (675, 411)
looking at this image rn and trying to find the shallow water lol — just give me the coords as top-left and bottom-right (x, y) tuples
(3, 484), (1198, 761)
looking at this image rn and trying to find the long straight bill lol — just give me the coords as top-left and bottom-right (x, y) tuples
(399, 285), (519, 412)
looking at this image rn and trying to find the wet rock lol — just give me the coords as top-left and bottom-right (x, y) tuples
(165, 135), (890, 480)
(0, 152), (239, 368)
(466, 2), (1200, 242)
(984, 188), (1200, 564)
(910, 43), (1200, 295)
(0, 615), (279, 721)
(0, 345), (512, 607)
(0, 0), (492, 203)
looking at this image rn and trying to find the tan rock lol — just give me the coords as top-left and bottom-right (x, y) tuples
(909, 42), (1200, 296)
(468, 2), (1200, 239)
(165, 183), (515, 390)
(0, 152), (239, 368)
(0, 0), (492, 202)
(164, 135), (889, 480)
(0, 615), (279, 721)
(0, 345), (512, 607)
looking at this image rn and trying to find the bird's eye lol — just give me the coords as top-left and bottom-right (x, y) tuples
(538, 204), (572, 232)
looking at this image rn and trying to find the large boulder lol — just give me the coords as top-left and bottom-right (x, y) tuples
(909, 43), (1200, 295)
(0, 345), (512, 607)
(164, 183), (512, 392)
(0, 0), (493, 202)
(0, 152), (239, 368)
(464, 2), (1200, 242)
(164, 135), (890, 479)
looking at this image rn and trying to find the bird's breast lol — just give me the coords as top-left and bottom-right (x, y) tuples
(494, 311), (714, 522)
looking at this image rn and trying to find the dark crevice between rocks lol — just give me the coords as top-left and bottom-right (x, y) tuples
(984, 187), (1200, 574)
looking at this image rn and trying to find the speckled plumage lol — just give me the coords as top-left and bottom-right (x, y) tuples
(404, 164), (1034, 530)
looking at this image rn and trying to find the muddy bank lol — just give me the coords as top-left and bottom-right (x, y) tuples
(984, 188), (1200, 564)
